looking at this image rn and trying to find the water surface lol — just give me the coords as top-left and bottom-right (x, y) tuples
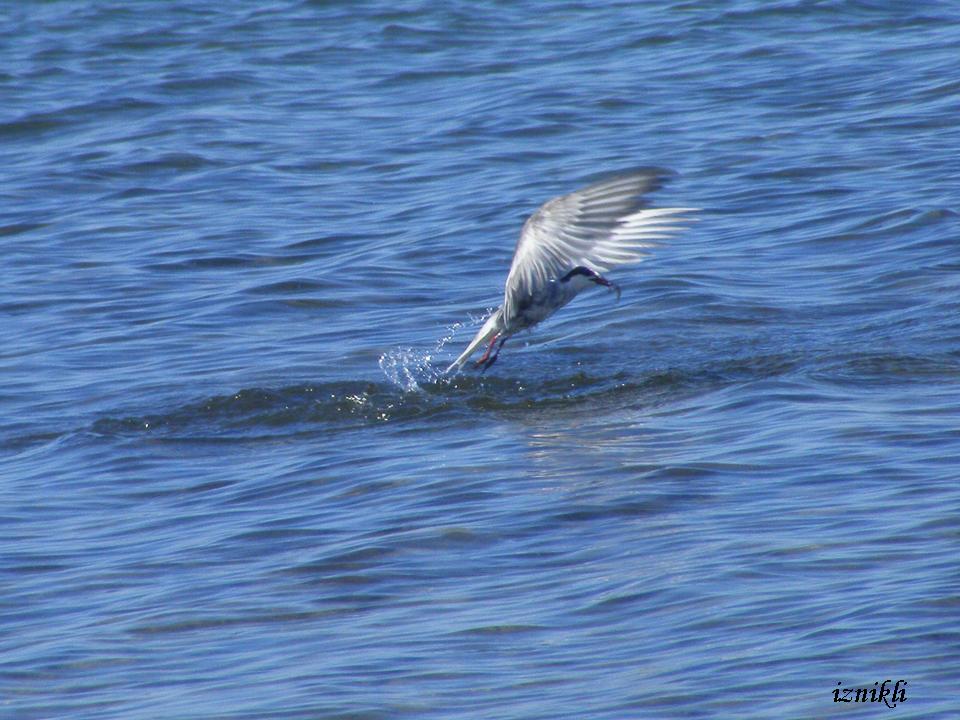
(3, 2), (959, 718)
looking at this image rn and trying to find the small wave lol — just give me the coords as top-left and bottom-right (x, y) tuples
(90, 382), (439, 438)
(84, 345), (877, 443)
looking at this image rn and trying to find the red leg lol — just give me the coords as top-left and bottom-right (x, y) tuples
(483, 336), (508, 370)
(475, 333), (500, 366)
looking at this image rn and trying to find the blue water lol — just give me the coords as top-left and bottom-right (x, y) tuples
(3, 2), (960, 718)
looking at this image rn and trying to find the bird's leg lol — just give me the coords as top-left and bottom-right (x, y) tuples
(475, 333), (500, 368)
(481, 336), (508, 371)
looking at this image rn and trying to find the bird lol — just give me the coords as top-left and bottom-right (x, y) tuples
(446, 169), (696, 373)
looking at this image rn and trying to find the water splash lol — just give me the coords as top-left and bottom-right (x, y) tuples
(378, 347), (435, 392)
(379, 321), (467, 392)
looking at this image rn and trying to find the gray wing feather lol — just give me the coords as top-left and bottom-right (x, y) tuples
(503, 170), (696, 322)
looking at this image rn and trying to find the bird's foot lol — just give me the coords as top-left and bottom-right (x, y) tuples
(476, 336), (507, 372)
(475, 333), (500, 368)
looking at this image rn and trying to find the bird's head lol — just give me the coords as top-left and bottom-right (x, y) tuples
(561, 266), (621, 300)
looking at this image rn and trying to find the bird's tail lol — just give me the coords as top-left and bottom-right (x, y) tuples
(445, 311), (501, 374)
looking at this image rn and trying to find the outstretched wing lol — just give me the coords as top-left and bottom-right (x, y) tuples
(503, 170), (696, 322)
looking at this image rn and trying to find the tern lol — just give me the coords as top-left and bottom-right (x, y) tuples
(446, 169), (696, 372)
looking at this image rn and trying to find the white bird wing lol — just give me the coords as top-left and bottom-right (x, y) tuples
(503, 170), (696, 323)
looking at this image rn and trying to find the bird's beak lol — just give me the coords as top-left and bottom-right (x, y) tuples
(595, 276), (621, 301)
